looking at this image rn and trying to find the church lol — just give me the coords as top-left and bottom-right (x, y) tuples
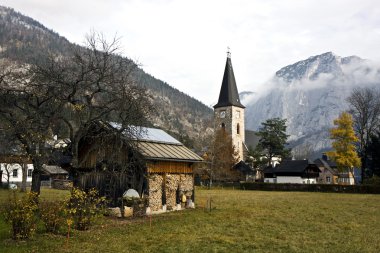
(213, 51), (258, 178)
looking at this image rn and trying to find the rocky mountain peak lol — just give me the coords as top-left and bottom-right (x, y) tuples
(274, 52), (357, 83)
(245, 52), (378, 158)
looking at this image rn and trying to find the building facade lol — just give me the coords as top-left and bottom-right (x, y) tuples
(214, 51), (246, 161)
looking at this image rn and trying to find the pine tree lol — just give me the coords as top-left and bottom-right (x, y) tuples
(257, 118), (290, 165)
(327, 112), (361, 183)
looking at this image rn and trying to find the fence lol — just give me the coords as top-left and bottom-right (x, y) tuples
(240, 182), (380, 194)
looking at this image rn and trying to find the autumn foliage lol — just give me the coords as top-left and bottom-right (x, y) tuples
(327, 112), (361, 174)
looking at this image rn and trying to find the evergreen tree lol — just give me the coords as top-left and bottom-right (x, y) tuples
(257, 118), (290, 165)
(327, 112), (361, 183)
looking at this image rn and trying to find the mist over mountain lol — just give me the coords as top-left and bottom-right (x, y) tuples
(0, 6), (213, 150)
(244, 52), (380, 157)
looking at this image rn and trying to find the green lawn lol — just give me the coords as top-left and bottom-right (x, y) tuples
(0, 188), (379, 253)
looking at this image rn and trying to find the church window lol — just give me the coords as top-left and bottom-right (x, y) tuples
(237, 123), (240, 134)
(221, 123), (225, 130)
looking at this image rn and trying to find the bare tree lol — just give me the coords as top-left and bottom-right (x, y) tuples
(2, 163), (13, 186)
(0, 32), (153, 194)
(347, 87), (380, 183)
(209, 129), (240, 183)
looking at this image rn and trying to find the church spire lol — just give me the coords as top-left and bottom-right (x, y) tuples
(214, 49), (245, 109)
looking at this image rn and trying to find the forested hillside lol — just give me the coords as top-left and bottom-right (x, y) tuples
(0, 6), (213, 150)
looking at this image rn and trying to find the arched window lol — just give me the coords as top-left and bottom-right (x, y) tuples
(221, 123), (225, 130)
(237, 123), (240, 134)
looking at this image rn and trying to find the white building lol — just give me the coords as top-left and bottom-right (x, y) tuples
(264, 160), (321, 184)
(1, 163), (34, 184)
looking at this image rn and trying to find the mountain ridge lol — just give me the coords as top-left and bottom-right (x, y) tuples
(0, 5), (213, 150)
(244, 51), (380, 158)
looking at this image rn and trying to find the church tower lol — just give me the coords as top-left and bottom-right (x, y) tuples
(214, 50), (245, 161)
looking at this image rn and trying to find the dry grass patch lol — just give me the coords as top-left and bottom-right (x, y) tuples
(0, 188), (379, 252)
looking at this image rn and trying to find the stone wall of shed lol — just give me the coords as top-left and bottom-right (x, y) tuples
(148, 173), (194, 211)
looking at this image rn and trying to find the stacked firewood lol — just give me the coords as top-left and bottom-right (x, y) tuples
(179, 174), (193, 196)
(165, 174), (180, 210)
(148, 174), (163, 211)
(148, 173), (194, 211)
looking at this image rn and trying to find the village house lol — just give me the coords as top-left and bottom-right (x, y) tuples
(0, 156), (68, 188)
(77, 122), (203, 212)
(263, 160), (321, 184)
(314, 154), (355, 185)
(0, 154), (33, 187)
(314, 154), (339, 184)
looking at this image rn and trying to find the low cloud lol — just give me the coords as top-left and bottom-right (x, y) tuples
(247, 57), (380, 104)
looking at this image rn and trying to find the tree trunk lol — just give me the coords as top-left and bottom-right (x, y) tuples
(31, 170), (41, 194)
(361, 156), (365, 185)
(20, 163), (27, 192)
(31, 158), (43, 194)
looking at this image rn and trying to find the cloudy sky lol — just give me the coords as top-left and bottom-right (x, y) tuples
(2, 0), (380, 105)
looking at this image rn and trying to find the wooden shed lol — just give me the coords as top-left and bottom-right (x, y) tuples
(77, 122), (203, 211)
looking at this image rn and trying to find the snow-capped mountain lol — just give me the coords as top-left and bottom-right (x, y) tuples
(244, 52), (380, 157)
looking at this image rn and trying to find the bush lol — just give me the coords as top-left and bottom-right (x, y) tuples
(365, 176), (380, 186)
(39, 200), (66, 234)
(3, 191), (38, 240)
(66, 188), (106, 230)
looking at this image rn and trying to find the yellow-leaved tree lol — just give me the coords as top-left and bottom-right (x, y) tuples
(327, 112), (361, 184)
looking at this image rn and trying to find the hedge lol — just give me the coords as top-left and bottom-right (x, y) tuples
(240, 182), (380, 194)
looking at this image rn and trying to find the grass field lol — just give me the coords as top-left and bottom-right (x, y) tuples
(0, 188), (379, 253)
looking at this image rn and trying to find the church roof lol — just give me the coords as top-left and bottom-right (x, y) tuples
(214, 55), (245, 109)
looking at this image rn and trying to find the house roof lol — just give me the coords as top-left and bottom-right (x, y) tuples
(107, 122), (203, 163)
(233, 160), (255, 174)
(109, 123), (181, 145)
(314, 158), (338, 175)
(275, 160), (320, 173)
(42, 165), (68, 175)
(214, 55), (245, 109)
(137, 141), (203, 162)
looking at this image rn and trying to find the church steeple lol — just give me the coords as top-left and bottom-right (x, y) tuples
(213, 49), (246, 161)
(214, 50), (245, 109)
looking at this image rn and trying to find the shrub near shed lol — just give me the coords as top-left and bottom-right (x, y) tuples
(3, 191), (38, 240)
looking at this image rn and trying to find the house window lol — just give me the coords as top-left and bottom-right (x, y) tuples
(12, 169), (18, 178)
(237, 123), (240, 135)
(326, 176), (331, 183)
(27, 169), (33, 178)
